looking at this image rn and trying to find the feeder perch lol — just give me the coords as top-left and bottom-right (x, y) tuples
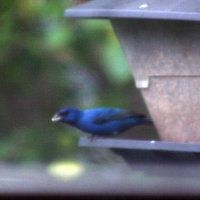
(65, 0), (200, 143)
(79, 137), (200, 164)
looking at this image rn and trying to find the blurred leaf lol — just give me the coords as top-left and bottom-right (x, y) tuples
(102, 34), (132, 84)
(44, 22), (72, 49)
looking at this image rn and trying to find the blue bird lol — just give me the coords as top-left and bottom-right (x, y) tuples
(51, 107), (152, 137)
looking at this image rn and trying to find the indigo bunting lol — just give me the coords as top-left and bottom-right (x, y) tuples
(52, 107), (152, 136)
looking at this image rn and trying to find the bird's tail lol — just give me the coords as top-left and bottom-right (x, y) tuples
(142, 118), (153, 125)
(135, 117), (153, 126)
(131, 112), (153, 125)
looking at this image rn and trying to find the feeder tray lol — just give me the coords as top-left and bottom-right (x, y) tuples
(79, 137), (200, 164)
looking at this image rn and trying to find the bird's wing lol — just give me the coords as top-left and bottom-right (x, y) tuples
(93, 109), (146, 124)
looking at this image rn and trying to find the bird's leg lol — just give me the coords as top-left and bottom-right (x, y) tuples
(88, 134), (106, 141)
(88, 134), (98, 142)
(87, 134), (108, 142)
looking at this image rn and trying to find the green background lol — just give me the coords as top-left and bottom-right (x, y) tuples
(0, 0), (157, 164)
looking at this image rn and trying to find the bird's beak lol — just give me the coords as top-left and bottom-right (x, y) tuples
(51, 114), (62, 122)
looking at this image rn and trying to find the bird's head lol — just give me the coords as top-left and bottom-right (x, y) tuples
(51, 107), (80, 124)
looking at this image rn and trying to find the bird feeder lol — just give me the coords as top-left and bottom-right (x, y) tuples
(65, 0), (200, 143)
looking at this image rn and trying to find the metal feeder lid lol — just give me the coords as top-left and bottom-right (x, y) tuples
(65, 0), (200, 21)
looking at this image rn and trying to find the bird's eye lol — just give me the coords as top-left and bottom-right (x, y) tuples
(60, 110), (69, 116)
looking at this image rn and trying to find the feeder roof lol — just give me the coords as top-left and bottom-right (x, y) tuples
(65, 0), (200, 21)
